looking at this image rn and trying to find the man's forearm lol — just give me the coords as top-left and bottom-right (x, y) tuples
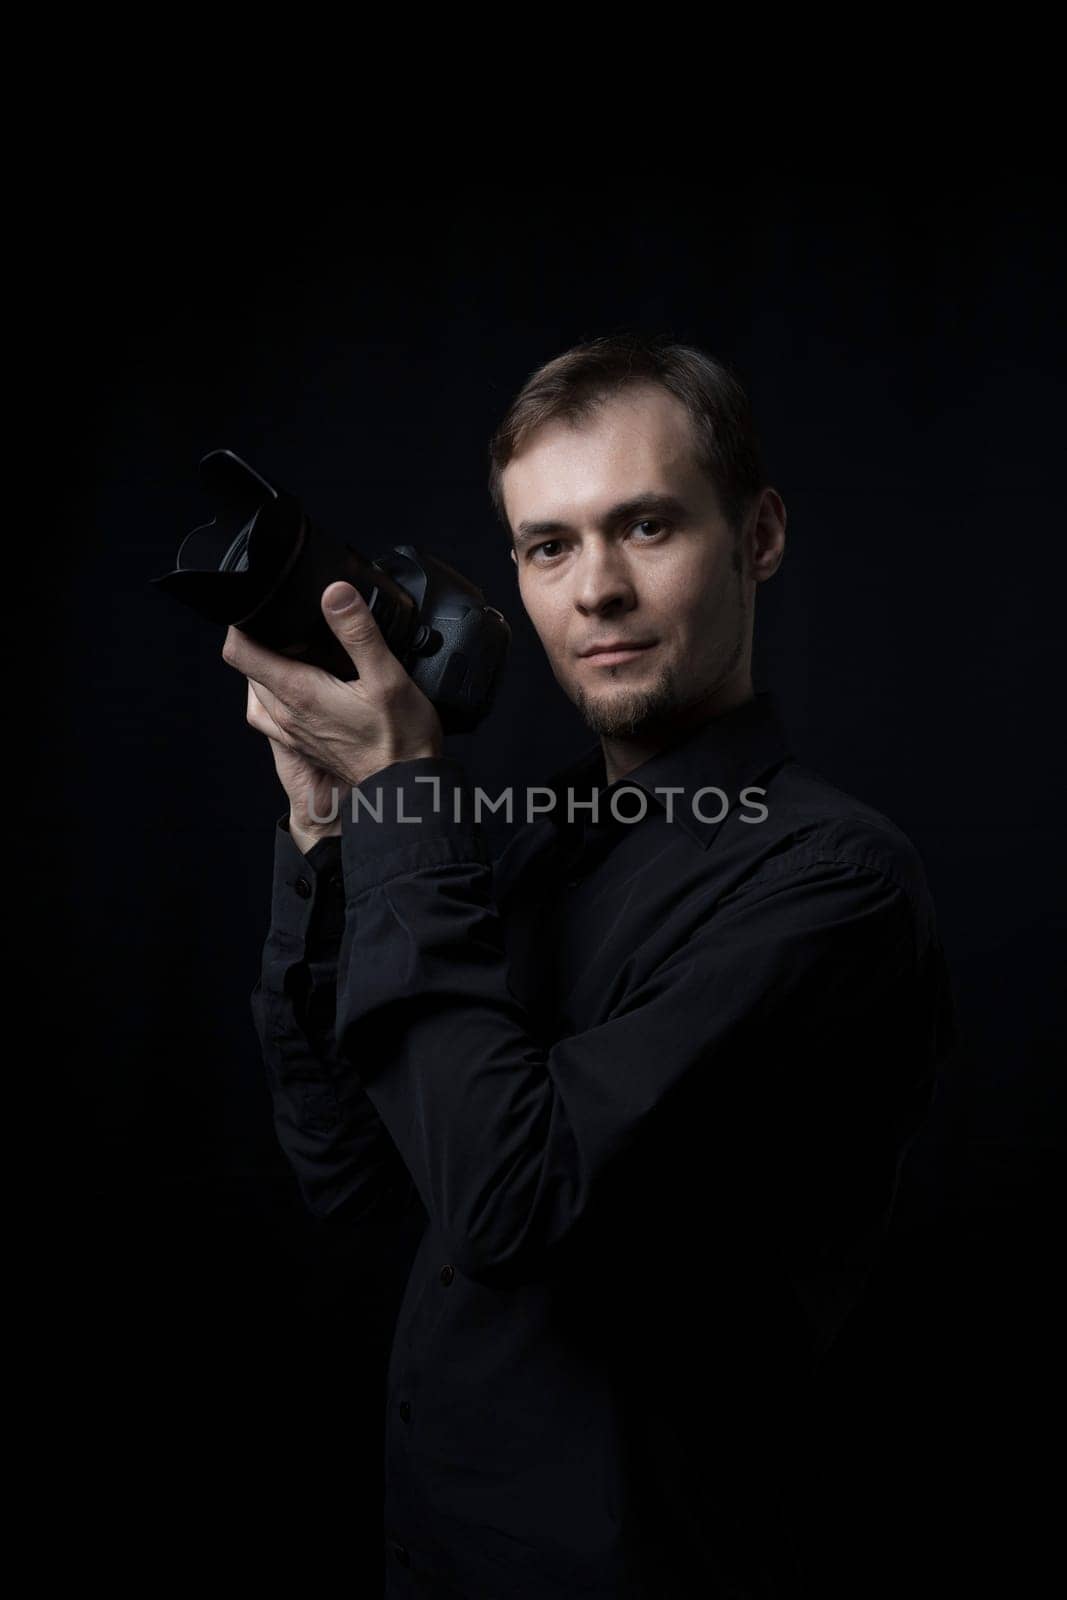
(253, 813), (414, 1223)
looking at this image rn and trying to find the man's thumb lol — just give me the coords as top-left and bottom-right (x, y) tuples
(321, 581), (388, 672)
(323, 581), (363, 616)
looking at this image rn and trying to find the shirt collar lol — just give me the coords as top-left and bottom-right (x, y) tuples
(545, 689), (792, 850)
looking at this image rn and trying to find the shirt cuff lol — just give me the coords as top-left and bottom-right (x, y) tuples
(269, 813), (345, 949)
(340, 756), (490, 899)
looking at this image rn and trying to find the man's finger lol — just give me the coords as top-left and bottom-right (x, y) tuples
(222, 625), (316, 706)
(247, 675), (282, 722)
(321, 582), (399, 690)
(247, 678), (288, 740)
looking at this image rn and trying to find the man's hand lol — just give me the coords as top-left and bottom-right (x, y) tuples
(245, 678), (345, 850)
(223, 580), (445, 819)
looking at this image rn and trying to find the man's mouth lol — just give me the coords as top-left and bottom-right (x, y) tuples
(578, 641), (657, 666)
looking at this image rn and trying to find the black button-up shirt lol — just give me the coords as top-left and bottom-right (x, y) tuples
(249, 690), (956, 1598)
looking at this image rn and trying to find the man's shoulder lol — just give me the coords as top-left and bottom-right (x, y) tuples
(743, 757), (935, 916)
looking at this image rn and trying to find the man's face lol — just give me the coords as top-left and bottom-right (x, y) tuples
(503, 383), (750, 739)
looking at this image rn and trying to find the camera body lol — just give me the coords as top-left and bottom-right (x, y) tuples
(150, 449), (511, 734)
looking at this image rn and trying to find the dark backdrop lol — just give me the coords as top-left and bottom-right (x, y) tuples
(51, 166), (1062, 1594)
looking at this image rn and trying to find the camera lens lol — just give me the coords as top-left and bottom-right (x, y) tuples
(220, 519), (254, 574)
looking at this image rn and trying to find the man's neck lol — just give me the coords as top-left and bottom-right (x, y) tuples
(601, 676), (756, 786)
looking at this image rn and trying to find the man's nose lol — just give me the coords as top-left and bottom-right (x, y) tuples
(571, 542), (636, 615)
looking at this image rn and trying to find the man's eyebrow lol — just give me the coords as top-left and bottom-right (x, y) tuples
(512, 492), (692, 549)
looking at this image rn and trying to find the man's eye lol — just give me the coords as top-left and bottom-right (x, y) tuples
(529, 522), (667, 563)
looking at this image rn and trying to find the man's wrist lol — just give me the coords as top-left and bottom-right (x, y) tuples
(338, 746), (444, 789)
(288, 815), (343, 856)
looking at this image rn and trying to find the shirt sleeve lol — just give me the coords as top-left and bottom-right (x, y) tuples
(249, 811), (418, 1226)
(334, 758), (949, 1288)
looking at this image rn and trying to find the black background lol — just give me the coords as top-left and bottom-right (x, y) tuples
(50, 155), (1062, 1594)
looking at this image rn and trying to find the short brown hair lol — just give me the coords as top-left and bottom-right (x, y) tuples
(487, 332), (768, 538)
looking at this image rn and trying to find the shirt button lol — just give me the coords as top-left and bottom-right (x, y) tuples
(294, 877), (312, 899)
(399, 1400), (412, 1422)
(392, 1543), (410, 1567)
(439, 1264), (455, 1286)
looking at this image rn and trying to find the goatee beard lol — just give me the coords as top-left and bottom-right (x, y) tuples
(573, 663), (681, 738)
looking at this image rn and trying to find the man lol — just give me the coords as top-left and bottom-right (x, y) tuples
(223, 334), (956, 1597)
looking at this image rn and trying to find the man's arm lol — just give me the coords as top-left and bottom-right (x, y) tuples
(333, 757), (951, 1289)
(250, 812), (418, 1225)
